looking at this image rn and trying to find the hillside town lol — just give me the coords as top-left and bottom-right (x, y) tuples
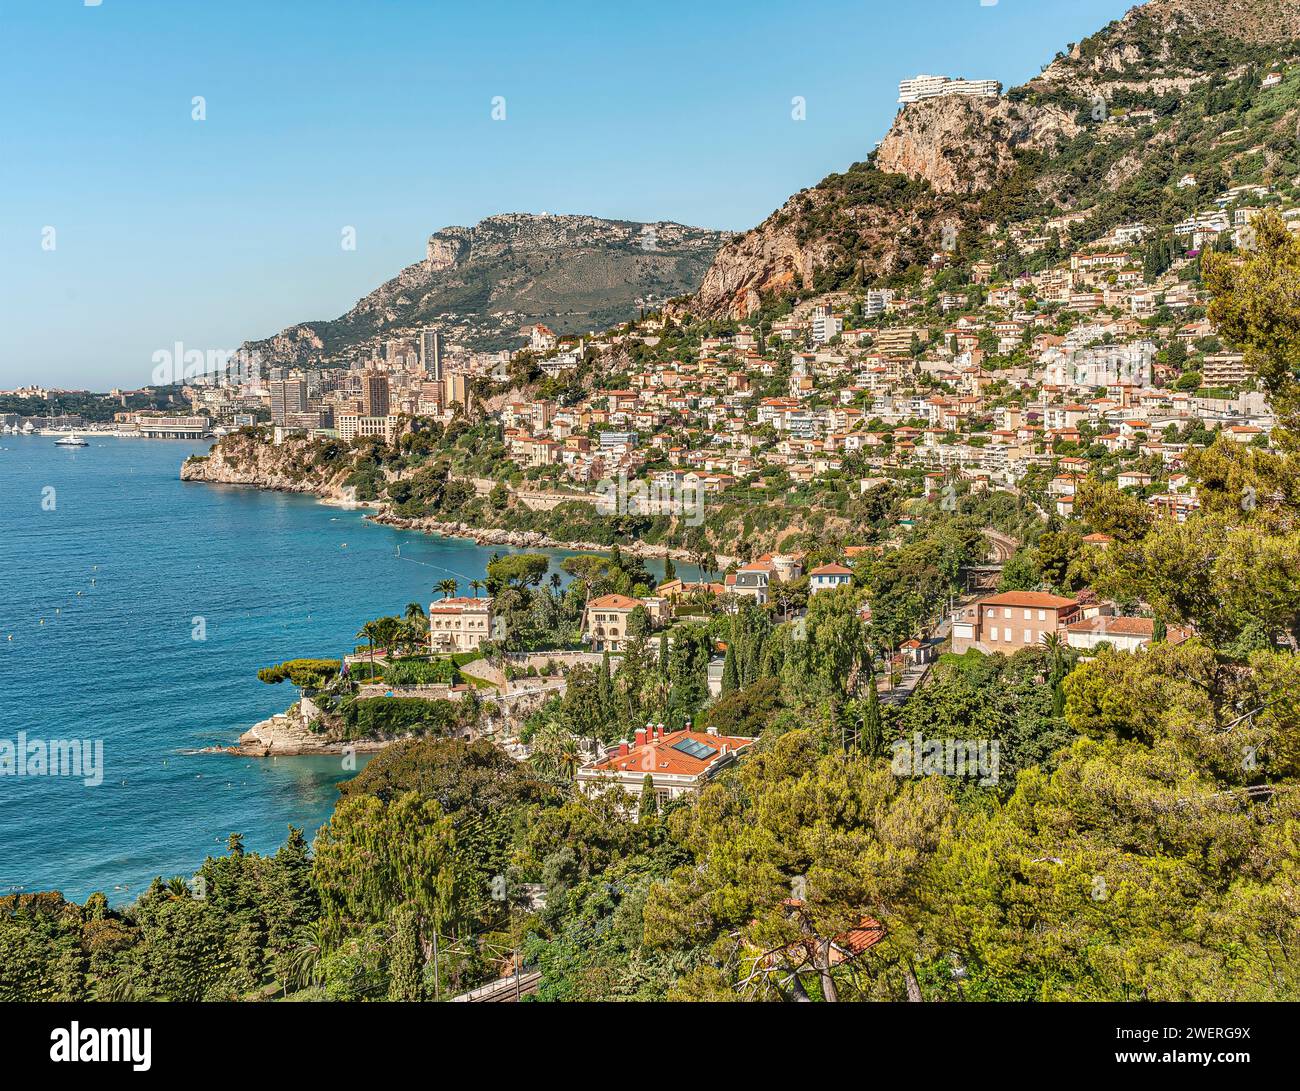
(10, 0), (1300, 1016)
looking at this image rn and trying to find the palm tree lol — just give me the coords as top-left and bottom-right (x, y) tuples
(283, 922), (327, 996)
(559, 738), (581, 782)
(405, 601), (426, 624)
(357, 621), (374, 671)
(436, 577), (458, 600)
(94, 975), (142, 1002)
(549, 572), (563, 598)
(469, 578), (484, 598)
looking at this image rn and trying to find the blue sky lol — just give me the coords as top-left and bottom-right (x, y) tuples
(0, 0), (1136, 389)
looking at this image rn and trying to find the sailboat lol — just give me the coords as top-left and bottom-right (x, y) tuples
(55, 432), (89, 447)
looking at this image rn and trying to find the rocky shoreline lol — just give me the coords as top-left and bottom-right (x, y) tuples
(211, 710), (398, 758)
(182, 446), (732, 566)
(367, 511), (732, 566)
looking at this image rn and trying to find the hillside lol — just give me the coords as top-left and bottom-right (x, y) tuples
(681, 0), (1300, 319)
(243, 213), (729, 368)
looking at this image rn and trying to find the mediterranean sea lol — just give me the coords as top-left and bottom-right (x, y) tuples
(0, 435), (679, 903)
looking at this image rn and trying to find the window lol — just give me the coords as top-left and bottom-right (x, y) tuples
(1023, 629), (1032, 642)
(1004, 608), (1012, 619)
(989, 626), (999, 641)
(1038, 610), (1046, 621)
(1024, 609), (1032, 620)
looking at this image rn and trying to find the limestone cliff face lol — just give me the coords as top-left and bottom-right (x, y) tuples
(179, 432), (355, 499)
(685, 212), (815, 321)
(875, 96), (1081, 196)
(682, 75), (1078, 320)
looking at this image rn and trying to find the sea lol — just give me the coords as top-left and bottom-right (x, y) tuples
(0, 434), (680, 903)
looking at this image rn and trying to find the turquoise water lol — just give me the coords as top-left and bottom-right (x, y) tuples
(0, 435), (673, 903)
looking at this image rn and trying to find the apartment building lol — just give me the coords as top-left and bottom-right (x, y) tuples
(898, 74), (1001, 103)
(950, 591), (1082, 654)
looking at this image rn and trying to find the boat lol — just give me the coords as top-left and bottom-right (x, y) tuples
(55, 433), (89, 447)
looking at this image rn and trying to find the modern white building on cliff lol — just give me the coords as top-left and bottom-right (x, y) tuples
(898, 74), (1001, 104)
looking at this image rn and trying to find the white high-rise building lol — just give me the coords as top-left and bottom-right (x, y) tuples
(898, 74), (1001, 104)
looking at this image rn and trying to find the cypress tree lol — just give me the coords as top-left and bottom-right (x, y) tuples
(387, 903), (427, 1002)
(638, 775), (658, 819)
(859, 667), (883, 756)
(598, 651), (614, 727)
(721, 643), (739, 695)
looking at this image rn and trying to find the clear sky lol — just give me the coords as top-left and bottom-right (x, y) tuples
(0, 0), (1136, 389)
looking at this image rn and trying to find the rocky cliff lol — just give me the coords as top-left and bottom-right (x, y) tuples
(875, 96), (1082, 196)
(680, 0), (1300, 320)
(180, 431), (358, 500)
(241, 213), (729, 368)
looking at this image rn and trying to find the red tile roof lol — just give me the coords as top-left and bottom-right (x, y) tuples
(586, 593), (641, 610)
(588, 729), (754, 777)
(979, 591), (1078, 609)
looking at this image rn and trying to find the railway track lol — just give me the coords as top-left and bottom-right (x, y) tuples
(450, 969), (542, 1002)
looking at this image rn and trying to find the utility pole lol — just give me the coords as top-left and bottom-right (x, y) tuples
(432, 928), (440, 1000)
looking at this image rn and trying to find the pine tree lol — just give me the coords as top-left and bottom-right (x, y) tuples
(663, 556), (676, 583)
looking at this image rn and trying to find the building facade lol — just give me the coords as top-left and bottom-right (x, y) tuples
(427, 596), (494, 654)
(950, 591), (1082, 654)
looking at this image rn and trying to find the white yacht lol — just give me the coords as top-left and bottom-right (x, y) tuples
(55, 432), (89, 447)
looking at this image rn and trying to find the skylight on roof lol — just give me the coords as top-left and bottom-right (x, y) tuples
(671, 738), (717, 760)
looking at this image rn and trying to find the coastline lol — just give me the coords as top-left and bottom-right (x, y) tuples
(210, 710), (396, 758)
(367, 510), (733, 566)
(180, 451), (734, 566)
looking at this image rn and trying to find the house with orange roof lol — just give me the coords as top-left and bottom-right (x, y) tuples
(1065, 615), (1191, 653)
(576, 723), (756, 812)
(582, 593), (644, 652)
(809, 563), (853, 594)
(428, 596), (494, 654)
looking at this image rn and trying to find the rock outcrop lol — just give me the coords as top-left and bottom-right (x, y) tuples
(179, 431), (358, 501)
(875, 96), (1081, 196)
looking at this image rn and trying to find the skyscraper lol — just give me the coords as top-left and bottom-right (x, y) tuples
(361, 370), (390, 418)
(269, 376), (307, 425)
(420, 327), (445, 381)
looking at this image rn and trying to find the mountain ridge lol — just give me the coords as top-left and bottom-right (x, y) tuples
(243, 212), (730, 369)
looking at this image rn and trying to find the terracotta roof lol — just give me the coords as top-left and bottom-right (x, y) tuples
(810, 563), (853, 576)
(979, 591), (1079, 609)
(587, 728), (755, 777)
(586, 593), (641, 610)
(1066, 616), (1191, 643)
